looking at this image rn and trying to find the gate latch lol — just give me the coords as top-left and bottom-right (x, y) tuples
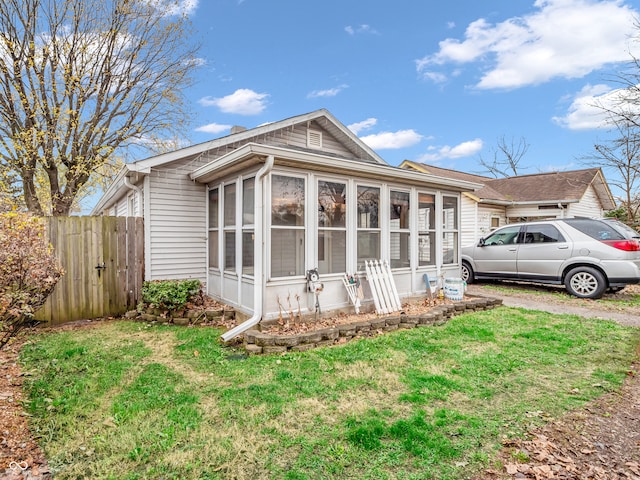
(95, 262), (106, 277)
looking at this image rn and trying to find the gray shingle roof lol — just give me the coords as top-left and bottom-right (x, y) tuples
(404, 162), (615, 210)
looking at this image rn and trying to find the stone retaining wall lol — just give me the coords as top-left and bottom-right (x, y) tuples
(242, 296), (502, 355)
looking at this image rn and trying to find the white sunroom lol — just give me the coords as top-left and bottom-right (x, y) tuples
(92, 110), (481, 339)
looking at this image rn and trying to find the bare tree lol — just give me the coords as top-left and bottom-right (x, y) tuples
(0, 0), (200, 215)
(477, 135), (530, 178)
(587, 119), (640, 224)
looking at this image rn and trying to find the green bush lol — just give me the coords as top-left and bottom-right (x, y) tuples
(141, 279), (202, 312)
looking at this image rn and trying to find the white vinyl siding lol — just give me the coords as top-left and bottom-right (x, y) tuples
(567, 186), (604, 218)
(473, 204), (506, 243)
(460, 195), (478, 247)
(147, 166), (207, 281)
(116, 198), (128, 217)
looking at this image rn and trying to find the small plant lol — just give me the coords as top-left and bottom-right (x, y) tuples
(141, 279), (202, 312)
(295, 293), (302, 320)
(276, 295), (286, 326)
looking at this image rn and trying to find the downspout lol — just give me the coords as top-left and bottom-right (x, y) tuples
(221, 154), (274, 342)
(557, 202), (565, 218)
(124, 174), (143, 215)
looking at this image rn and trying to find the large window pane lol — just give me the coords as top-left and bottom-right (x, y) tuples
(443, 232), (458, 265)
(224, 231), (235, 271)
(318, 181), (346, 228)
(418, 193), (435, 231)
(208, 188), (219, 228)
(208, 232), (218, 268)
(243, 177), (255, 225)
(390, 231), (410, 268)
(271, 229), (305, 277)
(443, 195), (458, 230)
(242, 231), (254, 275)
(272, 175), (305, 226)
(418, 193), (436, 267)
(357, 231), (380, 266)
(390, 191), (410, 229)
(318, 230), (346, 274)
(418, 232), (435, 266)
(357, 186), (379, 228)
(224, 183), (236, 227)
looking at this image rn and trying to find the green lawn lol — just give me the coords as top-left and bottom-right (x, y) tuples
(20, 307), (639, 479)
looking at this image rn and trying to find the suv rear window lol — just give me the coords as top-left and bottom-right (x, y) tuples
(604, 219), (640, 239)
(564, 219), (625, 241)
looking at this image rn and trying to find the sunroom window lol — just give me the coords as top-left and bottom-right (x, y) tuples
(418, 192), (436, 266)
(242, 177), (255, 276)
(357, 185), (380, 268)
(390, 190), (410, 268)
(271, 174), (305, 277)
(208, 187), (219, 269)
(317, 180), (346, 274)
(442, 195), (459, 265)
(223, 183), (236, 272)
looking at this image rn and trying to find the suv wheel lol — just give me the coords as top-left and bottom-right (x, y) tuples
(564, 267), (606, 299)
(461, 261), (474, 284)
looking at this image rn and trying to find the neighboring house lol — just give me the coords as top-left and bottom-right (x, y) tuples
(92, 110), (481, 337)
(400, 162), (616, 246)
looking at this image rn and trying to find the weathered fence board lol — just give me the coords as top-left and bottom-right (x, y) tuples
(34, 216), (144, 325)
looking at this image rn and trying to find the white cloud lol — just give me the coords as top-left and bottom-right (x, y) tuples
(345, 24), (380, 36)
(552, 84), (614, 130)
(552, 83), (640, 130)
(347, 118), (377, 135)
(145, 0), (198, 16)
(417, 139), (484, 161)
(417, 0), (639, 89)
(194, 123), (231, 134)
(199, 89), (269, 115)
(359, 130), (423, 149)
(307, 84), (348, 98)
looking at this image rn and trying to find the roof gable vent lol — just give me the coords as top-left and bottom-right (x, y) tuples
(307, 129), (322, 149)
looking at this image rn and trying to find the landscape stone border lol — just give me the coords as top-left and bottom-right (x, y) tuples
(125, 306), (236, 325)
(242, 296), (502, 355)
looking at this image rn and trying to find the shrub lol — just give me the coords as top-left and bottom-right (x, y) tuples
(0, 212), (64, 349)
(141, 279), (202, 312)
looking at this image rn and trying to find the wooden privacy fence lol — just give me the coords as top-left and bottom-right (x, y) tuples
(35, 216), (144, 325)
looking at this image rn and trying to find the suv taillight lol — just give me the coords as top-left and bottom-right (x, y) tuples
(601, 239), (640, 251)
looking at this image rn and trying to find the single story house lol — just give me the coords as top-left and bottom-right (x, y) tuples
(92, 110), (481, 338)
(399, 162), (616, 246)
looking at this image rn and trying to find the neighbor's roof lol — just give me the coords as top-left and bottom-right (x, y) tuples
(479, 168), (615, 209)
(402, 162), (615, 210)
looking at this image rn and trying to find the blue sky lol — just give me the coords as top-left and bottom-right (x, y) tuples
(169, 0), (640, 182)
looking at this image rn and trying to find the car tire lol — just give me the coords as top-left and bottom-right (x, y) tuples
(461, 261), (474, 284)
(564, 267), (607, 299)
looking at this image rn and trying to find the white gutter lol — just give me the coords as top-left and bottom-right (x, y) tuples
(220, 154), (274, 342)
(124, 174), (144, 215)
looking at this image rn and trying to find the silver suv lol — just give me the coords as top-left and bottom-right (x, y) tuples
(461, 218), (640, 298)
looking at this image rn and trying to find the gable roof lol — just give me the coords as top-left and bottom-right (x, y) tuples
(130, 108), (387, 173)
(401, 162), (616, 210)
(92, 109), (388, 214)
(481, 168), (612, 205)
